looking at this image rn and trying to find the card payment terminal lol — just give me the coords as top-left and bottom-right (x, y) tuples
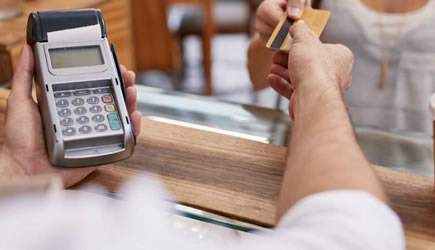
(27, 9), (136, 167)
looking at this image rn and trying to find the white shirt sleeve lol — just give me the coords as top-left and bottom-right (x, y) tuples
(237, 191), (405, 250)
(0, 178), (405, 250)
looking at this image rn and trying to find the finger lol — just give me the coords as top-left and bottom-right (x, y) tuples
(289, 94), (296, 120)
(255, 20), (275, 43)
(120, 64), (127, 73)
(305, 0), (312, 7)
(260, 35), (270, 45)
(126, 86), (137, 113)
(272, 52), (289, 67)
(270, 64), (291, 82)
(256, 18), (275, 34)
(120, 65), (136, 88)
(258, 0), (286, 27)
(290, 21), (318, 44)
(267, 74), (293, 100)
(131, 111), (142, 136)
(123, 70), (136, 88)
(10, 45), (34, 99)
(332, 44), (355, 65)
(287, 0), (305, 19)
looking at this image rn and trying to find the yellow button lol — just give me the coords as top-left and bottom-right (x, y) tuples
(105, 104), (116, 112)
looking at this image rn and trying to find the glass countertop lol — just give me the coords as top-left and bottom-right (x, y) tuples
(136, 86), (291, 146)
(136, 86), (434, 177)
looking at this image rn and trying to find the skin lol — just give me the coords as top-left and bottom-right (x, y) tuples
(275, 22), (386, 221)
(0, 45), (142, 188)
(248, 0), (430, 91)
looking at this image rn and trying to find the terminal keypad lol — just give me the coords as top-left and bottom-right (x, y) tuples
(53, 87), (122, 137)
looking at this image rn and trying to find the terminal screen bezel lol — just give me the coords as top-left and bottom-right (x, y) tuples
(44, 41), (109, 76)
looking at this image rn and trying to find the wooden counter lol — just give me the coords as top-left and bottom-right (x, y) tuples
(0, 0), (134, 85)
(0, 88), (435, 249)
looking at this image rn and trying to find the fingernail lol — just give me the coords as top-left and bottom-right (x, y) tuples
(288, 8), (302, 18)
(297, 20), (305, 24)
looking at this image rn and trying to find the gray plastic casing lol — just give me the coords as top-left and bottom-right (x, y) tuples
(32, 38), (135, 167)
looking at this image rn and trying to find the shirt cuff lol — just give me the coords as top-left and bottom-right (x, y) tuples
(278, 191), (405, 250)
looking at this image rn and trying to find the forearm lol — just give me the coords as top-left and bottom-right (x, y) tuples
(277, 83), (386, 220)
(247, 34), (273, 90)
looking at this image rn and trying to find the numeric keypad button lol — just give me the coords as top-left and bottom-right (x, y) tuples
(89, 105), (102, 114)
(74, 90), (91, 96)
(58, 109), (71, 117)
(107, 113), (121, 130)
(94, 124), (108, 132)
(87, 96), (100, 105)
(92, 114), (105, 123)
(56, 99), (69, 108)
(102, 95), (113, 103)
(60, 118), (74, 126)
(76, 116), (90, 125)
(79, 125), (92, 134)
(107, 113), (120, 122)
(72, 98), (85, 106)
(54, 92), (71, 98)
(93, 88), (110, 94)
(74, 107), (87, 115)
(105, 104), (116, 112)
(62, 127), (76, 136)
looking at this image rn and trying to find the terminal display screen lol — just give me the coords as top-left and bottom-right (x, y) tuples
(49, 46), (104, 69)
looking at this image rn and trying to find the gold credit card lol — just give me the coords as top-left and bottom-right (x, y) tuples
(266, 8), (330, 51)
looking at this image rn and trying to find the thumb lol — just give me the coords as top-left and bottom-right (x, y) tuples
(11, 45), (34, 99)
(287, 0), (305, 19)
(290, 21), (318, 44)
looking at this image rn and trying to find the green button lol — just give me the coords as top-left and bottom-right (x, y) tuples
(110, 121), (121, 130)
(107, 113), (119, 123)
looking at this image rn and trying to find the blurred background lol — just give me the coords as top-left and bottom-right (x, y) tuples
(0, 0), (284, 109)
(133, 0), (284, 109)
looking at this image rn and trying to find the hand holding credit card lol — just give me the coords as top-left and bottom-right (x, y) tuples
(266, 8), (330, 51)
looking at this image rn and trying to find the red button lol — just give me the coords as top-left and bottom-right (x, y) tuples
(102, 95), (113, 103)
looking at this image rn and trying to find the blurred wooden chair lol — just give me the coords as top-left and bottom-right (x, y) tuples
(168, 0), (261, 95)
(165, 0), (215, 95)
(130, 0), (260, 95)
(129, 0), (211, 95)
(129, 0), (182, 77)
